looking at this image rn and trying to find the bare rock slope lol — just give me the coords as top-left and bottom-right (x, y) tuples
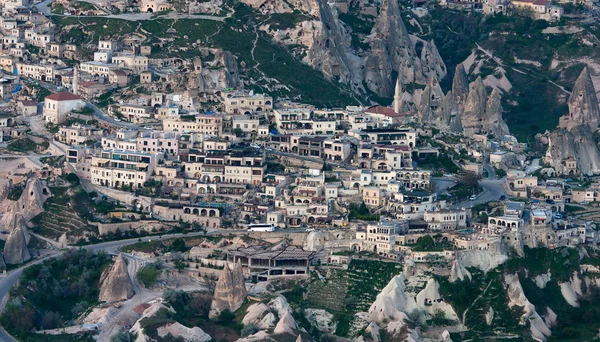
(99, 253), (134, 303)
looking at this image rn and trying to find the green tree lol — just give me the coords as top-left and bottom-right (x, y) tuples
(416, 235), (435, 250)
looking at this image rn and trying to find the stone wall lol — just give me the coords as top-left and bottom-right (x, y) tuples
(278, 155), (324, 169)
(96, 220), (173, 235)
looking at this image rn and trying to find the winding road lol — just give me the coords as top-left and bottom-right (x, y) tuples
(0, 229), (244, 341)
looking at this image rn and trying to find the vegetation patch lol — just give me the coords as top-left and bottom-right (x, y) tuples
(1, 249), (111, 339)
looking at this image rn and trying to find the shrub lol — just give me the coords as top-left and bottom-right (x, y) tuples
(136, 263), (162, 288)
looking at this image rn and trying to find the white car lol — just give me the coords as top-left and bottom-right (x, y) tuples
(470, 195), (477, 201)
(114, 118), (121, 122)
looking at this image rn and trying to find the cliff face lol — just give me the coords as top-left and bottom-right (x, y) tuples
(545, 67), (600, 176)
(209, 261), (247, 318)
(565, 67), (600, 130)
(259, 0), (445, 98)
(192, 50), (241, 92)
(99, 253), (134, 303)
(418, 76), (447, 126)
(3, 217), (30, 265)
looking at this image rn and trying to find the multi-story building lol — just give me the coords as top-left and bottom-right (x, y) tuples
(183, 147), (266, 185)
(355, 220), (408, 256)
(163, 113), (223, 136)
(90, 149), (156, 189)
(350, 128), (417, 148)
(56, 124), (101, 146)
(117, 104), (152, 123)
(232, 115), (260, 133)
(223, 93), (273, 114)
(423, 209), (468, 231)
(323, 138), (351, 162)
(112, 55), (148, 73)
(137, 131), (180, 156)
(43, 92), (85, 124)
(17, 63), (57, 81)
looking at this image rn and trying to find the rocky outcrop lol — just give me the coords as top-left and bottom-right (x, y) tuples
(304, 308), (336, 333)
(415, 279), (458, 321)
(99, 253), (134, 303)
(130, 303), (175, 342)
(363, 0), (423, 96)
(274, 311), (297, 334)
(559, 272), (583, 307)
(461, 77), (488, 136)
(449, 259), (472, 283)
(453, 64), (469, 107)
(303, 231), (325, 251)
(457, 239), (508, 272)
(544, 67), (600, 175)
(418, 76), (447, 127)
(192, 50), (241, 92)
(157, 323), (212, 342)
(3, 219), (30, 265)
(482, 88), (510, 137)
(209, 261), (247, 318)
(420, 40), (447, 82)
(0, 179), (11, 201)
(368, 274), (412, 324)
(545, 125), (600, 176)
(458, 76), (509, 137)
(565, 67), (600, 131)
(365, 322), (381, 342)
(505, 274), (551, 341)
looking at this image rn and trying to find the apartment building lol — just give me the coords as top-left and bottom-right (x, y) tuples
(355, 220), (408, 256)
(351, 128), (417, 147)
(118, 104), (152, 123)
(56, 124), (101, 146)
(423, 209), (468, 231)
(17, 63), (57, 81)
(80, 61), (116, 77)
(24, 29), (53, 47)
(112, 55), (148, 73)
(90, 149), (156, 189)
(163, 113), (223, 136)
(223, 93), (273, 114)
(137, 131), (180, 156)
(323, 138), (351, 161)
(0, 55), (14, 72)
(232, 115), (259, 133)
(183, 147), (266, 185)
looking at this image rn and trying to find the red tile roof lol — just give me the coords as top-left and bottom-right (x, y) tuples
(45, 92), (82, 101)
(80, 81), (96, 87)
(366, 105), (412, 117)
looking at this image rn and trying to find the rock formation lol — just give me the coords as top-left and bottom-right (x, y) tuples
(482, 88), (510, 137)
(459, 76), (509, 137)
(274, 311), (297, 334)
(1, 178), (50, 230)
(420, 40), (447, 82)
(99, 253), (134, 303)
(566, 67), (600, 130)
(209, 261), (247, 318)
(544, 67), (600, 176)
(303, 231), (325, 251)
(368, 274), (411, 324)
(415, 279), (458, 321)
(452, 64), (470, 110)
(449, 259), (472, 283)
(418, 75), (447, 127)
(193, 50), (241, 92)
(461, 77), (488, 135)
(505, 274), (551, 341)
(157, 323), (212, 342)
(363, 0), (423, 96)
(3, 219), (30, 265)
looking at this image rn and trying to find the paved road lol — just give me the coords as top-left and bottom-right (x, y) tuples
(0, 229), (255, 341)
(451, 178), (506, 209)
(86, 101), (139, 129)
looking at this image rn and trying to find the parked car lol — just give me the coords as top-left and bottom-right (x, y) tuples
(545, 199), (555, 204)
(499, 195), (506, 201)
(470, 195), (477, 201)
